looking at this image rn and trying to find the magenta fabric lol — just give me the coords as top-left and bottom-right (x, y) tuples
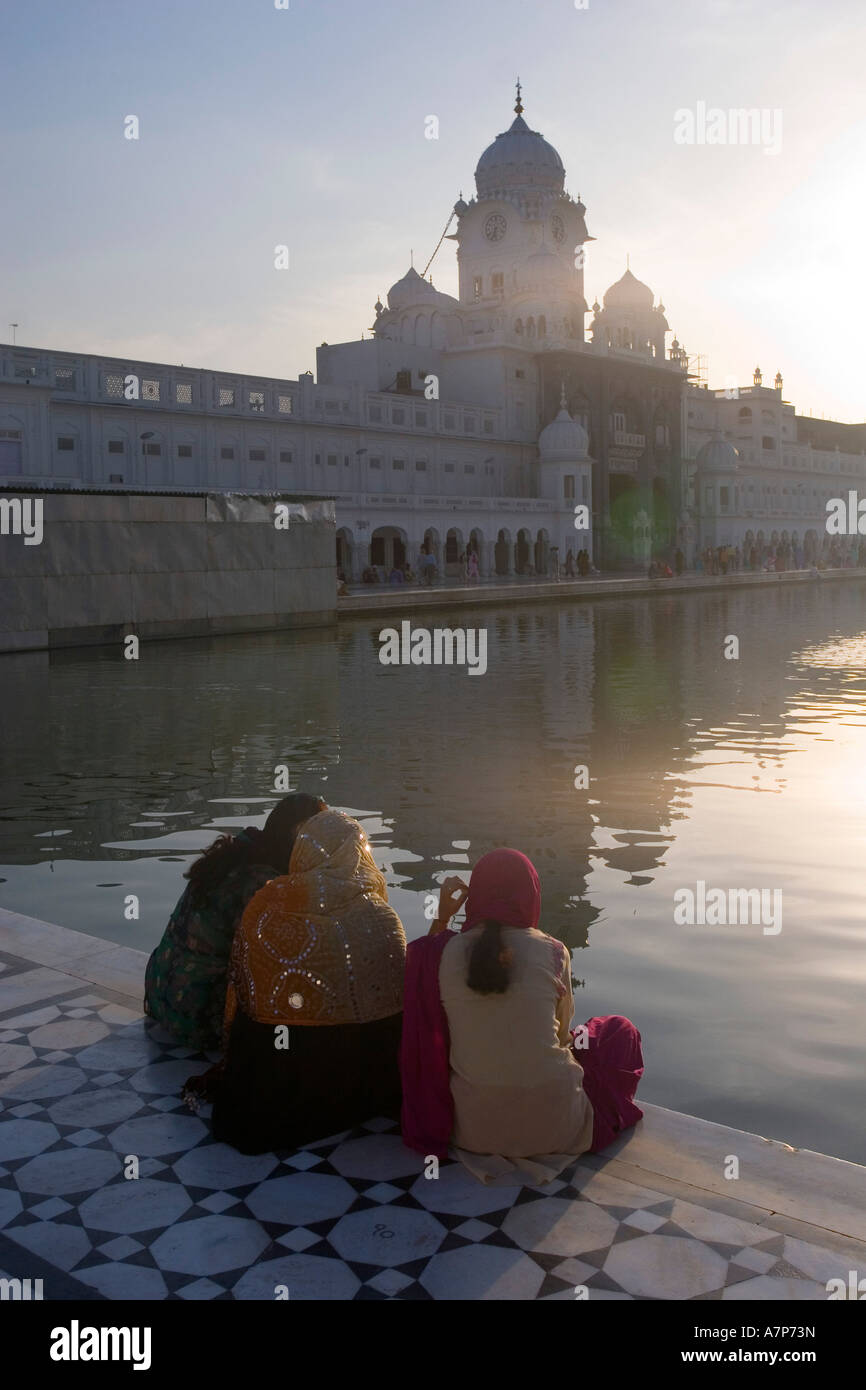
(400, 848), (540, 1158)
(573, 1014), (645, 1152)
(400, 931), (454, 1158)
(464, 848), (541, 932)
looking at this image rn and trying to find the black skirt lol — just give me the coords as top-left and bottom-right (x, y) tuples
(211, 1008), (403, 1155)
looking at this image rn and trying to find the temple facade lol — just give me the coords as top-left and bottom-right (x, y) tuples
(683, 371), (866, 563)
(1, 91), (863, 573)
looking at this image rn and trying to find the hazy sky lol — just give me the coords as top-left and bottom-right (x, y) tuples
(2, 0), (864, 421)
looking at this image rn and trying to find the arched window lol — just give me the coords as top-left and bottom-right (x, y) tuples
(762, 436), (775, 451)
(538, 315), (546, 337)
(526, 317), (536, 338)
(514, 319), (523, 335)
(738, 407), (752, 421)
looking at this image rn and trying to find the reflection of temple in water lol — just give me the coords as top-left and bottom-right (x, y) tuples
(3, 582), (866, 954)
(325, 583), (866, 948)
(328, 604), (600, 950)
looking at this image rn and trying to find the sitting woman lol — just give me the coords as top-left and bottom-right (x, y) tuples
(209, 809), (406, 1154)
(144, 793), (325, 1051)
(400, 849), (644, 1175)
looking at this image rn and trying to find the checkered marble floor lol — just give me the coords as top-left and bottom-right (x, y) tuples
(1, 933), (865, 1301)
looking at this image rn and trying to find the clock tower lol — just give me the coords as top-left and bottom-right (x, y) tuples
(452, 86), (592, 344)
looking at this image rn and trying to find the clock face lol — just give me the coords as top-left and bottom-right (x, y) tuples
(484, 213), (507, 242)
(551, 214), (565, 243)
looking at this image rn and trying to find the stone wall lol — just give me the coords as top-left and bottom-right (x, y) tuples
(0, 489), (336, 652)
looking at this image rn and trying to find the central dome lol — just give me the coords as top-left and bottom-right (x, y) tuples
(476, 114), (565, 197)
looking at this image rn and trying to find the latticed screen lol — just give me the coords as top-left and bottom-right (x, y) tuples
(219, 387), (235, 407)
(103, 373), (124, 397)
(278, 395), (294, 414)
(176, 382), (193, 404)
(142, 379), (160, 401)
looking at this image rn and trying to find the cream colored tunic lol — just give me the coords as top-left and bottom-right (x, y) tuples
(438, 925), (594, 1159)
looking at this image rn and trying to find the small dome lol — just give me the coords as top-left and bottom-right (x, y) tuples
(386, 266), (458, 312)
(603, 267), (654, 309)
(696, 434), (739, 472)
(539, 402), (588, 461)
(476, 114), (565, 196)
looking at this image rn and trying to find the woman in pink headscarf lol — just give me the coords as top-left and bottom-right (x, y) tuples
(400, 848), (644, 1166)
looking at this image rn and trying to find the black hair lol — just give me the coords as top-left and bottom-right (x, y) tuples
(466, 919), (511, 995)
(184, 792), (326, 899)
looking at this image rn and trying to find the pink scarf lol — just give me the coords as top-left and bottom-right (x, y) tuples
(400, 849), (540, 1157)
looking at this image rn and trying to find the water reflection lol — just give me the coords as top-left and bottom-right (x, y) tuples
(2, 582), (866, 1161)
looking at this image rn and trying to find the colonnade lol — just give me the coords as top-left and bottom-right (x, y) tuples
(335, 523), (587, 581)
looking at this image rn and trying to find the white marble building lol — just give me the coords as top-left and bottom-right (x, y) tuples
(0, 93), (599, 580)
(682, 369), (866, 562)
(1, 90), (863, 575)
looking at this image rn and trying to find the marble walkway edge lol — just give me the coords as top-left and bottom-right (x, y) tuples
(1, 907), (864, 1301)
(338, 566), (866, 618)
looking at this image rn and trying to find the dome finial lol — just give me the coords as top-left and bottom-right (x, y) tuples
(560, 381), (567, 410)
(515, 78), (523, 116)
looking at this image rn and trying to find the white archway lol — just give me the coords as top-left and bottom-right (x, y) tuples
(495, 527), (513, 576)
(336, 526), (355, 580)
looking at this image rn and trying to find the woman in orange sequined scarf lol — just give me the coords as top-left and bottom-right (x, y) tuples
(209, 809), (407, 1154)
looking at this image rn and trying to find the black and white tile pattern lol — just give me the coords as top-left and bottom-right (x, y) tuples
(0, 951), (862, 1300)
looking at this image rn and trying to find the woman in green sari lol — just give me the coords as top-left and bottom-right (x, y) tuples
(144, 793), (325, 1050)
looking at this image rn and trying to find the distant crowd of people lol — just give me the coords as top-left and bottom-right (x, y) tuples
(646, 537), (866, 580)
(341, 537), (866, 593)
(358, 556), (425, 587)
(350, 542), (598, 589)
(694, 539), (802, 575)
